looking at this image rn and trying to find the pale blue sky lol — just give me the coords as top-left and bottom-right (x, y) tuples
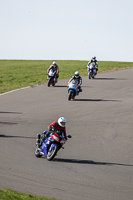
(0, 0), (133, 61)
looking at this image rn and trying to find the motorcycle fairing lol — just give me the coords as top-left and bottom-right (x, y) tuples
(68, 81), (78, 96)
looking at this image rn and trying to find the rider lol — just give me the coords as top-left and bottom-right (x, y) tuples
(87, 56), (98, 73)
(68, 71), (82, 95)
(47, 61), (59, 82)
(36, 117), (67, 147)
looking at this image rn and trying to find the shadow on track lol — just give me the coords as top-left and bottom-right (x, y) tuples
(94, 78), (126, 80)
(54, 85), (67, 88)
(0, 122), (18, 125)
(53, 158), (133, 167)
(73, 99), (121, 102)
(0, 134), (35, 139)
(0, 111), (22, 114)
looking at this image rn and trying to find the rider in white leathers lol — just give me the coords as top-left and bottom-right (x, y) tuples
(68, 71), (82, 94)
(87, 56), (98, 73)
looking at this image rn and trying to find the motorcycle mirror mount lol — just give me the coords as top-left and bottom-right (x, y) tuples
(51, 126), (56, 131)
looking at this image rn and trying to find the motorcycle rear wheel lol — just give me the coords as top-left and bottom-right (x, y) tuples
(35, 147), (41, 157)
(47, 145), (58, 161)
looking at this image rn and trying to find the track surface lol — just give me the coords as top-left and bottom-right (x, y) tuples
(0, 69), (133, 200)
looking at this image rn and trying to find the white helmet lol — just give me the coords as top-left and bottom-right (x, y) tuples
(75, 71), (80, 78)
(53, 61), (57, 65)
(58, 117), (66, 127)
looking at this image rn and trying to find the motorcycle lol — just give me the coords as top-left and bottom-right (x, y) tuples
(35, 130), (72, 161)
(67, 79), (79, 100)
(47, 69), (57, 87)
(88, 62), (97, 79)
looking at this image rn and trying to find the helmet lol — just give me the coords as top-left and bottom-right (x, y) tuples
(53, 61), (57, 65)
(75, 71), (80, 78)
(58, 117), (66, 127)
(92, 56), (96, 61)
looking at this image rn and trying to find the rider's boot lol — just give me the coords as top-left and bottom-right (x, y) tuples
(77, 87), (82, 95)
(36, 133), (41, 147)
(79, 88), (82, 92)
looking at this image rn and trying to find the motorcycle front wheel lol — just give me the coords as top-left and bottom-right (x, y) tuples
(89, 73), (91, 79)
(48, 79), (51, 87)
(68, 91), (73, 101)
(47, 145), (58, 161)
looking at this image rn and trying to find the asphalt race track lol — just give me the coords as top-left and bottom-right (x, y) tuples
(0, 69), (133, 200)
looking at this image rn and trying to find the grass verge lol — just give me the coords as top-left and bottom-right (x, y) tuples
(0, 60), (133, 94)
(0, 189), (58, 200)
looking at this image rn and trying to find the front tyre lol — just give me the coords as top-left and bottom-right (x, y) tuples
(68, 91), (73, 101)
(47, 145), (58, 161)
(48, 79), (51, 87)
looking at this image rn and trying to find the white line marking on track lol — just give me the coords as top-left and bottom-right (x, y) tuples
(0, 83), (46, 96)
(0, 86), (31, 96)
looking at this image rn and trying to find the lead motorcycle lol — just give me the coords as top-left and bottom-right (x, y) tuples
(67, 79), (79, 100)
(47, 69), (57, 87)
(87, 62), (97, 79)
(35, 130), (72, 161)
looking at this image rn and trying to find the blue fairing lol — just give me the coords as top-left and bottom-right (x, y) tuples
(89, 64), (96, 76)
(68, 88), (76, 96)
(41, 139), (49, 156)
(40, 136), (58, 156)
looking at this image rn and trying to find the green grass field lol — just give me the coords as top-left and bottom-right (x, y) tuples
(0, 189), (58, 200)
(0, 60), (133, 94)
